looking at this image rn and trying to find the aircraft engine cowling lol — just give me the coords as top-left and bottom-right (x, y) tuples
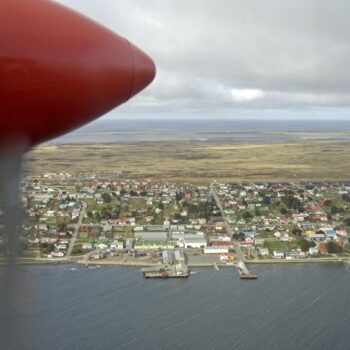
(0, 0), (156, 153)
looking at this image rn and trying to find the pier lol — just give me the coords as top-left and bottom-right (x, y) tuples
(236, 261), (257, 279)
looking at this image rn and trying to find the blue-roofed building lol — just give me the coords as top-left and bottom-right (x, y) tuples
(242, 232), (256, 238)
(320, 227), (337, 239)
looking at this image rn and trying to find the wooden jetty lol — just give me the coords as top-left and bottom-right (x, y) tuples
(236, 261), (257, 280)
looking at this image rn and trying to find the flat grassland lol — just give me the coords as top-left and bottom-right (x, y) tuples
(25, 140), (350, 182)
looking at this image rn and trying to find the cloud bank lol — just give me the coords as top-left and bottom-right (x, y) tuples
(55, 0), (350, 119)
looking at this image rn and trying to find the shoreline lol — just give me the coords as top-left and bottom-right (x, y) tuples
(0, 257), (347, 267)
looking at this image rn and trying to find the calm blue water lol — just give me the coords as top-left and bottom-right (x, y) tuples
(1, 264), (349, 350)
(53, 119), (350, 143)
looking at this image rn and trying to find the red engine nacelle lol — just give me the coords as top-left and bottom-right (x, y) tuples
(0, 0), (156, 153)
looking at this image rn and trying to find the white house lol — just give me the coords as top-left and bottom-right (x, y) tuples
(82, 243), (93, 250)
(273, 250), (285, 259)
(95, 243), (108, 250)
(308, 246), (319, 255)
(110, 241), (124, 250)
(259, 248), (269, 256)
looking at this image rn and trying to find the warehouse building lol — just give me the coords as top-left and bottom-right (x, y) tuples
(181, 237), (207, 249)
(135, 231), (168, 241)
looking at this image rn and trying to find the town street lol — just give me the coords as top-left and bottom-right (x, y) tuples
(210, 181), (245, 262)
(66, 202), (87, 257)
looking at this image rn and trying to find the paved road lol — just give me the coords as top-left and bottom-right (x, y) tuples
(210, 181), (245, 262)
(66, 202), (86, 258)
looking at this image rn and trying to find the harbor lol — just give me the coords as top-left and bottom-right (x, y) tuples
(140, 261), (258, 280)
(139, 249), (257, 280)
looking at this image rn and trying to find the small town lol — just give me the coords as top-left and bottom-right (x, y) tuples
(1, 171), (349, 270)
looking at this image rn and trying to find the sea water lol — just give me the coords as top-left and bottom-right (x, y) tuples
(0, 264), (349, 350)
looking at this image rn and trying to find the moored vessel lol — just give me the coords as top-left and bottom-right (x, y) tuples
(142, 264), (190, 278)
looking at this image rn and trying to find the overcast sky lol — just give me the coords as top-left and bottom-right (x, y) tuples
(56, 0), (350, 120)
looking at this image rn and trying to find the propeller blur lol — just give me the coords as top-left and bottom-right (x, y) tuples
(0, 2), (156, 347)
(0, 0), (156, 153)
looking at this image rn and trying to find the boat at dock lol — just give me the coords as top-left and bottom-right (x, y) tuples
(142, 264), (190, 279)
(143, 271), (190, 278)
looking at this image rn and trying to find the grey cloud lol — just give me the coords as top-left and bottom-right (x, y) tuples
(55, 0), (350, 117)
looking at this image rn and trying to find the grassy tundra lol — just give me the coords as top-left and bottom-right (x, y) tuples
(25, 140), (350, 182)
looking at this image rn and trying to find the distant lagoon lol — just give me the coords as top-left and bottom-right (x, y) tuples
(52, 119), (350, 143)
